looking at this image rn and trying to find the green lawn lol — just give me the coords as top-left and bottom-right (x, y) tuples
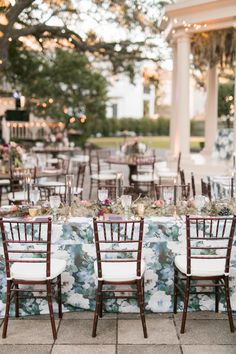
(88, 136), (205, 150)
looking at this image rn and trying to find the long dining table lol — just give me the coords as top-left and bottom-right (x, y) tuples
(0, 216), (236, 317)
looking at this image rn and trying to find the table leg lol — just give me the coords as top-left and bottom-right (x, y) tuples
(128, 165), (137, 185)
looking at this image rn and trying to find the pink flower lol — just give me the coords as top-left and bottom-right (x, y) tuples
(80, 200), (88, 207)
(153, 199), (165, 208)
(104, 198), (112, 206)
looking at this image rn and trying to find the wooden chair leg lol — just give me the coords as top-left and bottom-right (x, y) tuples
(224, 276), (234, 332)
(180, 277), (190, 334)
(57, 275), (62, 319)
(137, 278), (148, 338)
(2, 280), (12, 338)
(173, 268), (178, 314)
(15, 283), (19, 318)
(215, 280), (219, 313)
(99, 283), (103, 318)
(92, 281), (102, 337)
(46, 280), (57, 340)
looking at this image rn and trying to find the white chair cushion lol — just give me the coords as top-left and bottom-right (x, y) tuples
(156, 171), (178, 178)
(0, 179), (10, 186)
(174, 255), (226, 277)
(8, 191), (25, 202)
(10, 258), (66, 281)
(131, 174), (154, 182)
(91, 173), (117, 181)
(94, 259), (146, 282)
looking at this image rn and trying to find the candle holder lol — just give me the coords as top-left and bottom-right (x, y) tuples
(25, 173), (32, 204)
(66, 174), (74, 207)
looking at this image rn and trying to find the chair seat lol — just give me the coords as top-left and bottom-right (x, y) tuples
(0, 179), (10, 186)
(131, 174), (154, 183)
(94, 259), (146, 282)
(10, 258), (66, 281)
(156, 171), (178, 178)
(174, 255), (226, 277)
(91, 173), (117, 181)
(8, 191), (25, 202)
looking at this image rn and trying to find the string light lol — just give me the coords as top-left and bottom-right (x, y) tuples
(8, 37), (12, 42)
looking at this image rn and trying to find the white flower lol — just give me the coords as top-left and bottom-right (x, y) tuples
(61, 271), (75, 292)
(117, 300), (139, 313)
(145, 270), (158, 291)
(82, 244), (96, 258)
(199, 295), (214, 311)
(147, 290), (171, 312)
(67, 293), (90, 309)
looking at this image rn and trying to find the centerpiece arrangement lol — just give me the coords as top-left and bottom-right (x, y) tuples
(0, 142), (24, 172)
(121, 138), (147, 157)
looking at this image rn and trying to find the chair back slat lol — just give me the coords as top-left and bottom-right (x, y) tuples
(0, 218), (52, 279)
(186, 215), (236, 275)
(93, 218), (144, 279)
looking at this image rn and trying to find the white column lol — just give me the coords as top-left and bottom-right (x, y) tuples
(233, 64), (236, 155)
(176, 31), (190, 159)
(170, 42), (178, 157)
(203, 64), (218, 155)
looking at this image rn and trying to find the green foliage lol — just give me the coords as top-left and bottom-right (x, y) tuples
(97, 117), (170, 137)
(190, 120), (205, 137)
(218, 82), (234, 117)
(6, 44), (108, 140)
(191, 29), (236, 69)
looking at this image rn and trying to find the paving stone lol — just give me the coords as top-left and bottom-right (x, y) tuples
(118, 313), (173, 320)
(52, 344), (116, 354)
(117, 344), (182, 354)
(63, 311), (117, 320)
(182, 344), (236, 354)
(118, 319), (179, 345)
(56, 319), (116, 344)
(176, 320), (236, 345)
(0, 320), (59, 344)
(174, 311), (231, 320)
(0, 345), (52, 354)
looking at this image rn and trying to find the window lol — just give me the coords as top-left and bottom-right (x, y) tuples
(112, 103), (118, 118)
(144, 85), (150, 94)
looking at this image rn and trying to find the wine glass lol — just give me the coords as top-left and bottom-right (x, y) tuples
(49, 195), (61, 221)
(98, 189), (108, 204)
(194, 195), (206, 215)
(30, 188), (40, 205)
(121, 194), (132, 218)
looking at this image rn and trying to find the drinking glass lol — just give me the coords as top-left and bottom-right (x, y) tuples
(121, 194), (132, 218)
(49, 195), (61, 221)
(98, 189), (108, 204)
(194, 195), (206, 214)
(30, 188), (40, 205)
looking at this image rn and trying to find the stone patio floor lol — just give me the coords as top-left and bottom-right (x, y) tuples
(0, 311), (236, 353)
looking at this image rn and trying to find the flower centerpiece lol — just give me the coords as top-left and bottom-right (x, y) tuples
(121, 138), (147, 157)
(45, 125), (69, 147)
(0, 142), (24, 170)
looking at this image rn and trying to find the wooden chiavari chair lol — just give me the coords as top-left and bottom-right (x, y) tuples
(155, 183), (190, 202)
(8, 167), (37, 205)
(131, 156), (156, 197)
(36, 182), (66, 202)
(89, 151), (117, 199)
(0, 217), (66, 339)
(92, 217), (147, 338)
(174, 215), (236, 333)
(201, 178), (212, 201)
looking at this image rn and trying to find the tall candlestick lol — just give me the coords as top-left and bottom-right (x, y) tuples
(233, 154), (236, 169)
(25, 174), (31, 203)
(231, 173), (234, 199)
(174, 178), (177, 206)
(66, 174), (74, 207)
